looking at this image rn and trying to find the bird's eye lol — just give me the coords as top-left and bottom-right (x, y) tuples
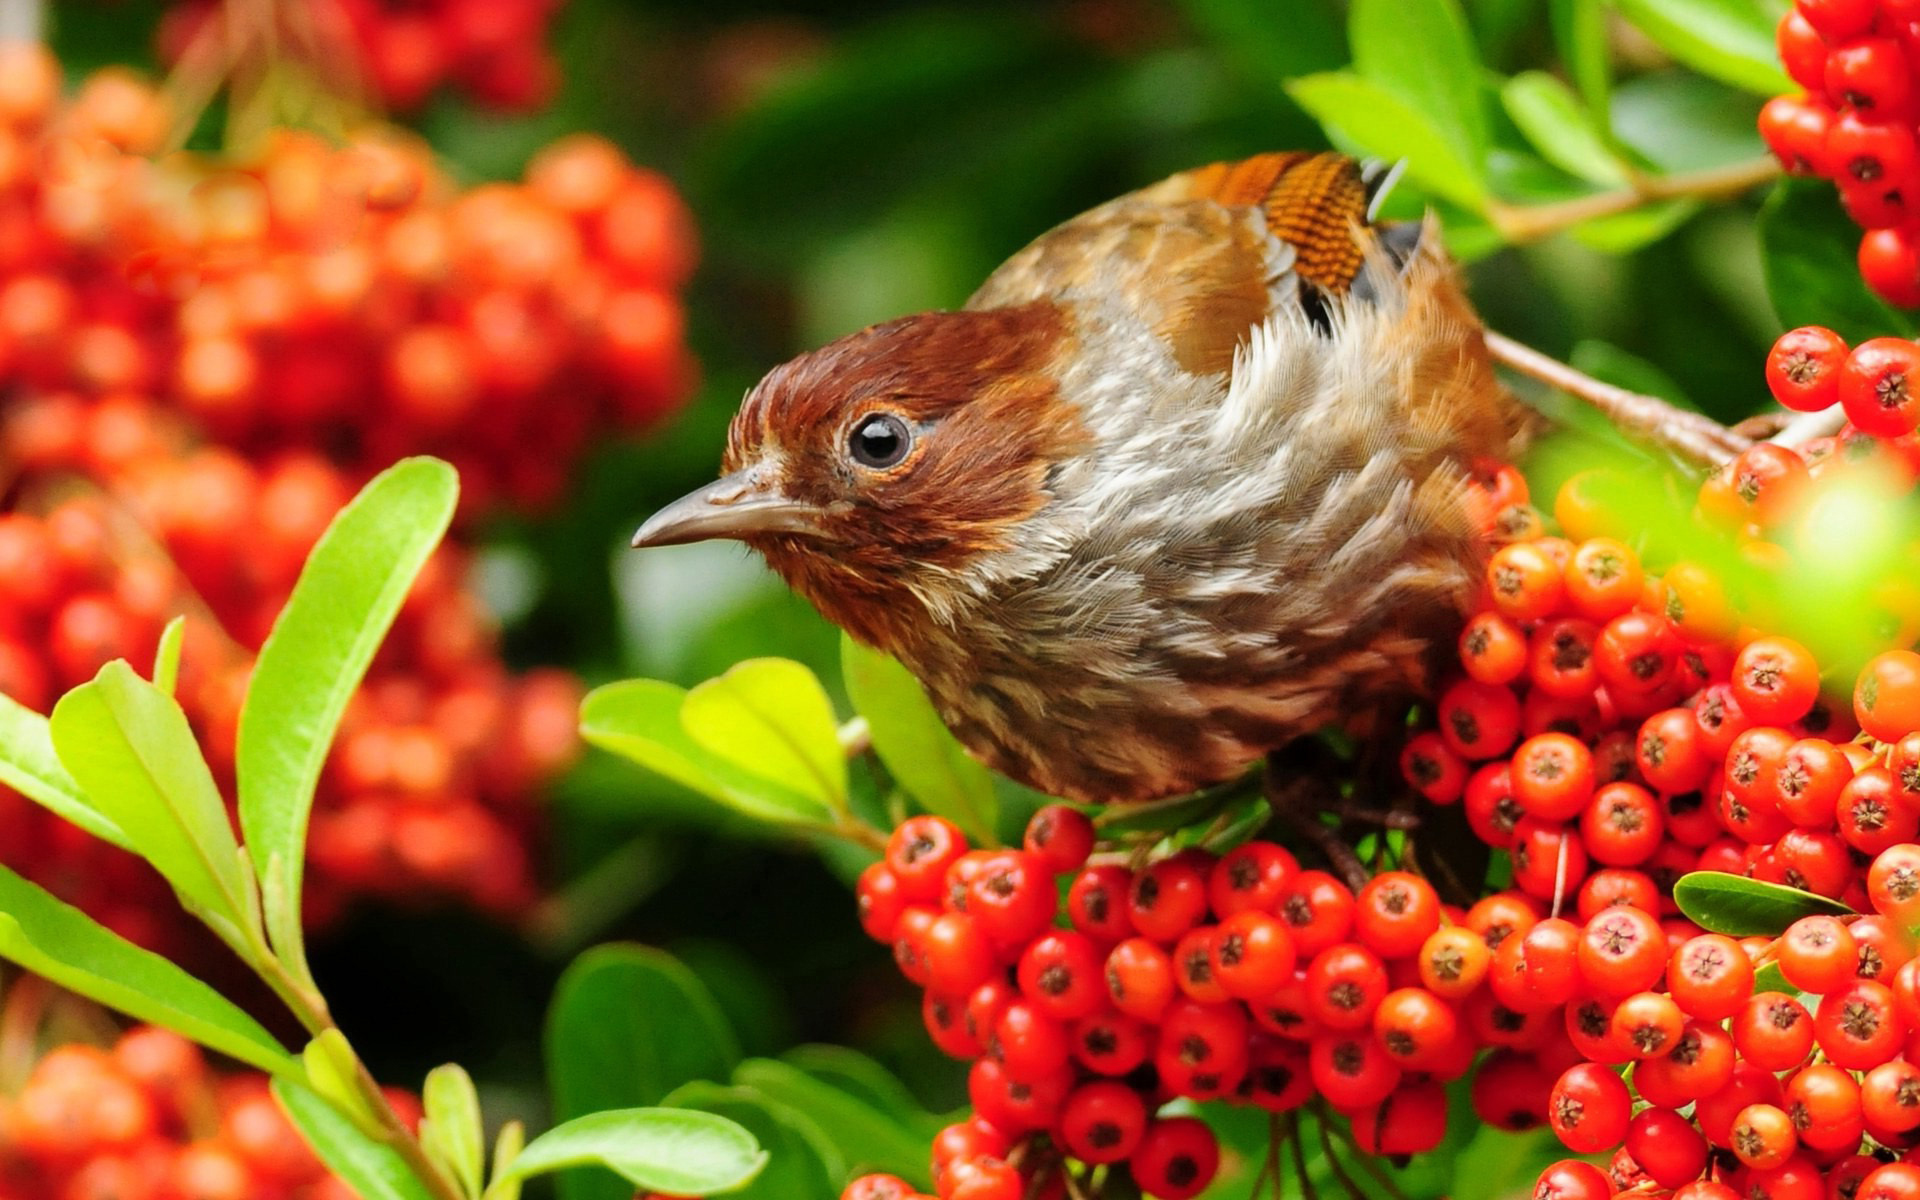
(848, 413), (912, 469)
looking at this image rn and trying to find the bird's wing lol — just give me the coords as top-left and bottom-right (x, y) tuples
(966, 152), (1403, 377)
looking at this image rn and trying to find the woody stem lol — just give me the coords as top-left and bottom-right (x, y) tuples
(1485, 156), (1781, 243)
(1484, 331), (1752, 469)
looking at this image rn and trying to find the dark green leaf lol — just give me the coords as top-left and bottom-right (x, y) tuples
(1760, 179), (1918, 343)
(579, 681), (832, 824)
(545, 944), (741, 1200)
(1501, 72), (1626, 186)
(50, 661), (252, 941)
(778, 1045), (947, 1140)
(421, 1064), (485, 1199)
(1611, 0), (1794, 95)
(840, 636), (995, 843)
(1611, 72), (1764, 170)
(1174, 0), (1345, 91)
(1286, 72), (1487, 210)
(1673, 871), (1852, 936)
(238, 457), (457, 980)
(0, 863), (294, 1074)
(0, 694), (129, 850)
(663, 1083), (842, 1200)
(681, 659), (847, 814)
(1350, 0), (1489, 163)
(272, 1078), (437, 1200)
(730, 1058), (928, 1187)
(1551, 0), (1612, 126)
(1570, 340), (1696, 407)
(495, 1108), (765, 1196)
(1096, 774), (1259, 835)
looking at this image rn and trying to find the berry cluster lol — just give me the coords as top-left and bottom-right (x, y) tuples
(0, 46), (698, 516)
(1760, 0), (1920, 306)
(0, 1022), (419, 1199)
(0, 449), (580, 954)
(156, 0), (567, 114)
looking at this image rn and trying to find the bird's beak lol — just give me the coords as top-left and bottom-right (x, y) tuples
(631, 468), (827, 548)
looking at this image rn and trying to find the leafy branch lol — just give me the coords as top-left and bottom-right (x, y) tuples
(0, 457), (767, 1200)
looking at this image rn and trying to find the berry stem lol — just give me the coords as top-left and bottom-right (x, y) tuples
(1321, 1105), (1416, 1200)
(1484, 331), (1753, 468)
(0, 0), (43, 41)
(1768, 406), (1850, 448)
(1313, 1107), (1371, 1200)
(1287, 1114), (1320, 1200)
(1485, 156), (1781, 243)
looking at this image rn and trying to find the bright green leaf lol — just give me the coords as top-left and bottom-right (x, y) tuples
(492, 1108), (765, 1197)
(1673, 871), (1853, 936)
(1760, 179), (1918, 343)
(840, 636), (995, 843)
(422, 1064), (485, 1199)
(681, 660), (846, 814)
(50, 661), (252, 938)
(579, 681), (831, 825)
(1502, 72), (1627, 186)
(0, 695), (129, 850)
(272, 1078), (435, 1200)
(546, 944), (741, 1200)
(1551, 0), (1613, 126)
(1611, 71), (1764, 170)
(1350, 0), (1488, 164)
(489, 1121), (525, 1200)
(0, 864), (294, 1075)
(663, 1083), (842, 1200)
(152, 617), (184, 697)
(238, 456), (458, 977)
(730, 1058), (928, 1187)
(1285, 72), (1488, 210)
(303, 1031), (383, 1136)
(1611, 0), (1794, 95)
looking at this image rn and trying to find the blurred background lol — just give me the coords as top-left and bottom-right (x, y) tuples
(15, 0), (1787, 1185)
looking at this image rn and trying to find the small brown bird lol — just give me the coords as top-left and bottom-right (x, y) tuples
(634, 152), (1535, 803)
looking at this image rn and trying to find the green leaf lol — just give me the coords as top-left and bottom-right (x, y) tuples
(489, 1121), (525, 1200)
(422, 1064), (485, 1199)
(0, 863), (294, 1074)
(1611, 72), (1764, 170)
(1568, 198), (1700, 252)
(546, 945), (741, 1200)
(1571, 340), (1696, 407)
(840, 636), (995, 843)
(304, 1031), (383, 1136)
(50, 661), (252, 940)
(237, 456), (458, 976)
(491, 1108), (765, 1197)
(730, 1058), (928, 1187)
(272, 1078), (435, 1200)
(1501, 72), (1627, 186)
(1760, 179), (1918, 344)
(579, 681), (832, 825)
(1174, 0), (1345, 91)
(0, 694), (129, 850)
(1286, 72), (1488, 210)
(681, 659), (847, 814)
(1673, 871), (1853, 936)
(1551, 0), (1613, 126)
(1350, 0), (1488, 167)
(1611, 0), (1794, 95)
(778, 1045), (946, 1140)
(663, 1083), (842, 1200)
(152, 616), (184, 697)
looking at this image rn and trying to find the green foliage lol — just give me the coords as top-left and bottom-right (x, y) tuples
(662, 1083), (844, 1200)
(545, 944), (742, 1200)
(1610, 0), (1793, 95)
(0, 695), (129, 850)
(422, 1065), (487, 1200)
(238, 456), (459, 984)
(681, 659), (849, 815)
(1760, 180), (1918, 343)
(1673, 871), (1854, 936)
(841, 634), (996, 843)
(490, 1108), (767, 1197)
(275, 1079), (438, 1200)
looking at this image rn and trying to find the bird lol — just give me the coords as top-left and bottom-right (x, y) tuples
(632, 151), (1536, 804)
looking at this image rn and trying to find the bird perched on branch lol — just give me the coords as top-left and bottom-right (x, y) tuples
(633, 152), (1545, 803)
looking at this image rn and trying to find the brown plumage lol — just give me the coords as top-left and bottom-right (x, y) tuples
(635, 151), (1533, 803)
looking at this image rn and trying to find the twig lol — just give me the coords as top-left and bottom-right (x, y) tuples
(1485, 156), (1781, 243)
(1265, 762), (1369, 892)
(1485, 331), (1752, 469)
(1323, 1110), (1417, 1200)
(1289, 1114), (1321, 1200)
(1769, 406), (1849, 448)
(1315, 1111), (1371, 1200)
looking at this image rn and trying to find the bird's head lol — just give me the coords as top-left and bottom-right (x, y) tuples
(632, 302), (1087, 650)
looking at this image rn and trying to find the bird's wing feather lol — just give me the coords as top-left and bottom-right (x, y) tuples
(966, 152), (1387, 378)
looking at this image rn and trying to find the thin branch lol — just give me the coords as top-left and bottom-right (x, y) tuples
(1289, 1114), (1321, 1200)
(1769, 406), (1849, 448)
(1486, 156), (1781, 244)
(1325, 1114), (1416, 1200)
(1485, 331), (1752, 469)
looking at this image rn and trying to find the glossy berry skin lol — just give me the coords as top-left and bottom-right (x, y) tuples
(1767, 326), (1848, 412)
(1549, 1062), (1632, 1154)
(1841, 339), (1920, 438)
